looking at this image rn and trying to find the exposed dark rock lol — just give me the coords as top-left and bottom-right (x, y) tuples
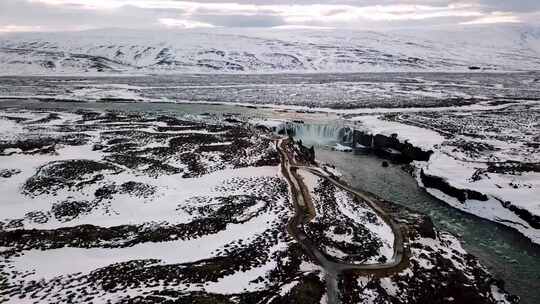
(52, 200), (94, 222)
(23, 160), (122, 196)
(0, 168), (21, 178)
(119, 181), (156, 198)
(295, 140), (316, 164)
(487, 161), (540, 174)
(0, 137), (56, 154)
(351, 130), (432, 162)
(420, 169), (488, 203)
(402, 142), (432, 161)
(416, 216), (437, 239)
(276, 273), (325, 304)
(499, 200), (540, 229)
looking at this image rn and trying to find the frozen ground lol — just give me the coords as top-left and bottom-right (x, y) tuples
(2, 73), (540, 110)
(0, 108), (515, 303)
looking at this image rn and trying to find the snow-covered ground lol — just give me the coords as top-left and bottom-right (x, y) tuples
(298, 169), (394, 264)
(0, 108), (323, 303)
(1, 25), (540, 75)
(349, 227), (514, 304)
(352, 108), (540, 245)
(331, 143), (353, 152)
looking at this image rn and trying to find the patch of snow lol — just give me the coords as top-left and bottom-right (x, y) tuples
(331, 143), (352, 152)
(352, 115), (444, 150)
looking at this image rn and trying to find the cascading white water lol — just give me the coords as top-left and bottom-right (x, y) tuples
(289, 123), (353, 146)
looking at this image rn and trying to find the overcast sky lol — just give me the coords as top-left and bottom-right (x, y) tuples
(1, 0), (539, 32)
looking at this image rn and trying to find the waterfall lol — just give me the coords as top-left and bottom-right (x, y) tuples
(288, 123), (353, 146)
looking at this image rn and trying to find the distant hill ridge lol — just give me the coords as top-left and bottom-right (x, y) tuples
(1, 25), (540, 75)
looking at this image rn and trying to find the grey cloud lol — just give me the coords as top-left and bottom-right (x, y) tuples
(477, 0), (540, 12)
(169, 0), (451, 4)
(0, 0), (184, 30)
(0, 0), (539, 32)
(323, 9), (349, 17)
(196, 14), (286, 28)
(174, 0), (540, 12)
(294, 13), (481, 30)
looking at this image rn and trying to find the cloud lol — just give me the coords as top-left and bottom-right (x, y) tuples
(0, 0), (193, 32)
(0, 0), (537, 32)
(476, 0), (540, 13)
(196, 14), (286, 27)
(460, 11), (521, 25)
(158, 18), (214, 29)
(0, 25), (44, 33)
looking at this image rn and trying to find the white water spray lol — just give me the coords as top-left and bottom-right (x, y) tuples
(289, 123), (353, 146)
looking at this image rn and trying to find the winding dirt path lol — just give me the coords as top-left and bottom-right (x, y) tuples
(276, 138), (409, 303)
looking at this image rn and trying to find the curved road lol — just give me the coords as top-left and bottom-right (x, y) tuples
(276, 139), (409, 303)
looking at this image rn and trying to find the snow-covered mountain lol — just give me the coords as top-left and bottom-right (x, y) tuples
(1, 25), (540, 75)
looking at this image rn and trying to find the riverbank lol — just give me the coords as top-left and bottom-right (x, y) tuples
(347, 111), (540, 245)
(278, 138), (515, 303)
(314, 148), (540, 304)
